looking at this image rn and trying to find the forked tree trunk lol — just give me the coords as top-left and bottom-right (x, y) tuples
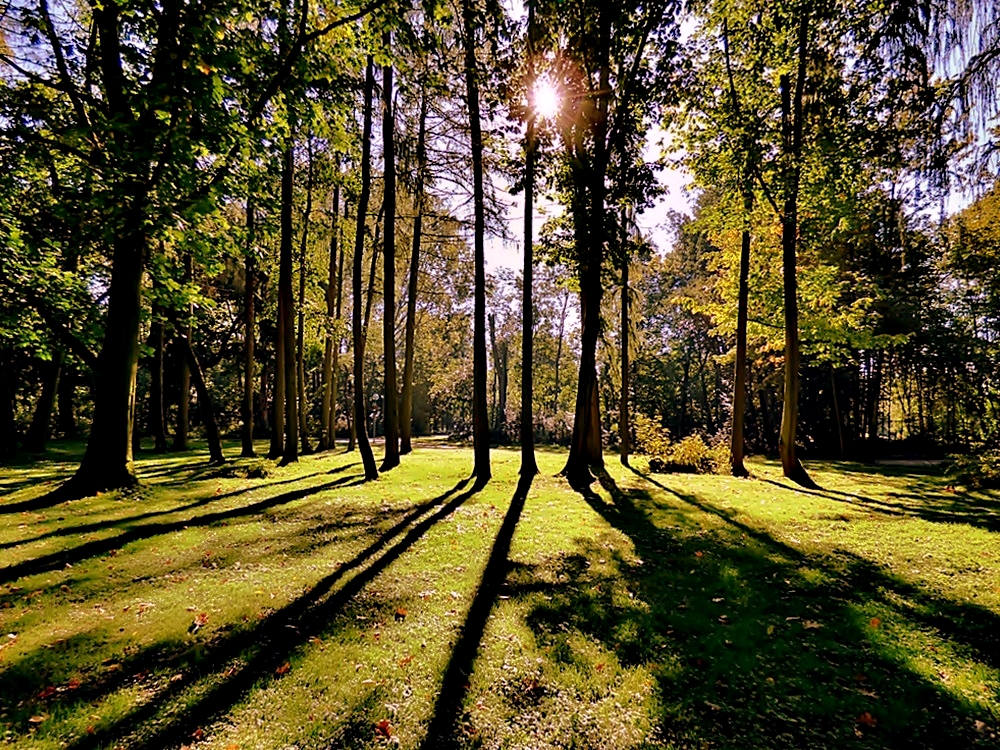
(520, 0), (538, 476)
(401, 84), (428, 456)
(730, 190), (752, 478)
(353, 56), (379, 481)
(279, 138), (299, 465)
(241, 190), (257, 458)
(461, 0), (490, 484)
(380, 31), (400, 471)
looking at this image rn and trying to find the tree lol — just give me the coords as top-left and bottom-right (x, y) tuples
(381, 30), (401, 471)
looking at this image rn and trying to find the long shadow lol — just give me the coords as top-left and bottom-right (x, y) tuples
(0, 474), (366, 584)
(422, 473), (534, 748)
(0, 466), (358, 552)
(581, 466), (999, 747)
(60, 476), (480, 750)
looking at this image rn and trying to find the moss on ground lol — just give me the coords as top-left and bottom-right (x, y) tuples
(1, 441), (998, 748)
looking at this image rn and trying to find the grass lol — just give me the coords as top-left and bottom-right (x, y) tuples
(1, 440), (999, 749)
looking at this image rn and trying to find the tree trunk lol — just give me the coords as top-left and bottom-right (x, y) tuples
(321, 184), (341, 451)
(24, 351), (63, 453)
(730, 190), (752, 477)
(172, 253), (193, 452)
(0, 354), (16, 460)
(353, 56), (379, 481)
(241, 191), (257, 458)
(521, 0), (538, 476)
(176, 334), (225, 464)
(563, 7), (610, 488)
(297, 139), (314, 455)
(553, 288), (568, 416)
(381, 31), (400, 471)
(279, 137), (299, 465)
(268, 324), (285, 459)
(620, 255), (630, 466)
(401, 83), (428, 456)
(65, 220), (146, 495)
(461, 0), (490, 484)
(776, 14), (814, 487)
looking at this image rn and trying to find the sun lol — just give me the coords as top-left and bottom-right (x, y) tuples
(532, 78), (561, 120)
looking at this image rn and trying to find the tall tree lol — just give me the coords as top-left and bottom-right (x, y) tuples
(381, 30), (401, 471)
(354, 56), (379, 481)
(241, 190), (258, 458)
(278, 136), (300, 466)
(520, 0), (539, 477)
(461, 0), (491, 484)
(321, 183), (342, 451)
(297, 139), (315, 455)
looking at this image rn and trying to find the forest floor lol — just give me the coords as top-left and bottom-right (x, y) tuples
(1, 441), (999, 749)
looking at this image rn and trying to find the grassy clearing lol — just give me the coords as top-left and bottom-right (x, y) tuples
(1, 442), (999, 749)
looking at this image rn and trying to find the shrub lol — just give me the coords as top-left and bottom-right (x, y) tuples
(948, 452), (1000, 489)
(633, 413), (729, 475)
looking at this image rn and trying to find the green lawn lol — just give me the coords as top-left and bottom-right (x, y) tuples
(1, 441), (998, 749)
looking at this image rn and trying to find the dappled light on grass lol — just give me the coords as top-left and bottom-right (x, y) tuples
(2, 444), (1000, 747)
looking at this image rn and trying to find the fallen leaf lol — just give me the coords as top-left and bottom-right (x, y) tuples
(398, 654), (414, 668)
(694, 551), (704, 558)
(766, 625), (775, 636)
(869, 617), (881, 628)
(975, 720), (988, 733)
(857, 687), (879, 699)
(37, 686), (57, 699)
(191, 727), (205, 740)
(394, 607), (407, 621)
(67, 678), (80, 690)
(802, 620), (823, 630)
(28, 715), (47, 724)
(275, 661), (291, 676)
(857, 711), (877, 727)
(375, 719), (393, 738)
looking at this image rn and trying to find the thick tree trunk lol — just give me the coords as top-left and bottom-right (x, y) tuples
(66, 223), (146, 495)
(172, 253), (193, 452)
(353, 56), (379, 481)
(521, 2), (538, 476)
(461, 0), (490, 484)
(24, 351), (63, 453)
(553, 289), (568, 416)
(279, 138), (299, 465)
(730, 191), (752, 477)
(563, 8), (610, 488)
(268, 329), (285, 459)
(297, 150), (314, 455)
(620, 257), (630, 466)
(241, 191), (257, 458)
(381, 31), (400, 471)
(320, 185), (341, 451)
(401, 85), (428, 456)
(176, 335), (225, 464)
(776, 21), (814, 487)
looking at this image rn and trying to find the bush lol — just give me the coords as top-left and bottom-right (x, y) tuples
(948, 452), (1000, 489)
(633, 413), (729, 475)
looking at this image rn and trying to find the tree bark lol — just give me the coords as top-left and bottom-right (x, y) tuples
(620, 254), (630, 466)
(24, 351), (63, 453)
(297, 139), (315, 455)
(563, 7), (610, 488)
(279, 137), (299, 465)
(520, 0), (538, 476)
(461, 0), (490, 484)
(176, 334), (225, 464)
(401, 83), (428, 456)
(380, 31), (400, 471)
(353, 56), (379, 481)
(776, 12), (814, 487)
(730, 190), (752, 477)
(268, 320), (285, 459)
(0, 354), (16, 460)
(241, 190), (257, 458)
(320, 184), (341, 451)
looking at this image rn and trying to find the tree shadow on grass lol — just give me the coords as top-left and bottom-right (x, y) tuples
(760, 475), (1000, 534)
(422, 473), (534, 748)
(42, 476), (482, 750)
(508, 466), (997, 748)
(0, 473), (368, 585)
